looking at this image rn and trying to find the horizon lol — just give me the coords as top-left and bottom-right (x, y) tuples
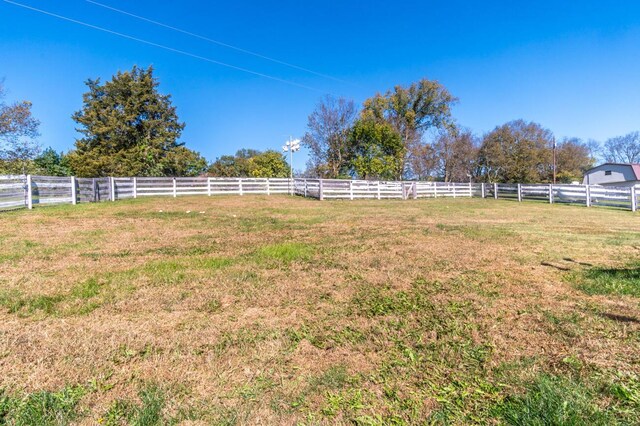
(2, 0), (640, 167)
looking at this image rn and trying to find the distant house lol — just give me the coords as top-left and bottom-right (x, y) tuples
(583, 163), (640, 187)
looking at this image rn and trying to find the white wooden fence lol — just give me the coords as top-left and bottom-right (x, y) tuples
(0, 175), (638, 212)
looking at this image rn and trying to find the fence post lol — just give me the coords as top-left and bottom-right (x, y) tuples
(377, 181), (381, 200)
(266, 178), (270, 196)
(238, 179), (243, 196)
(434, 183), (438, 198)
(349, 180), (354, 200)
(71, 176), (77, 205)
(585, 185), (591, 207)
(494, 183), (498, 199)
(93, 178), (97, 202)
(26, 174), (33, 209)
(304, 179), (308, 197)
(453, 184), (456, 198)
(173, 177), (177, 198)
(413, 182), (418, 199)
(517, 184), (522, 202)
(110, 177), (116, 201)
(207, 177), (211, 196)
(631, 186), (637, 212)
(549, 184), (554, 204)
(319, 179), (324, 200)
(481, 183), (486, 198)
(133, 177), (137, 199)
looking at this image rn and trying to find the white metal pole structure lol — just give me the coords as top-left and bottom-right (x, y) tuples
(282, 137), (300, 195)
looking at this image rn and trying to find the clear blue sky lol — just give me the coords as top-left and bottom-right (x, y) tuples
(1, 0), (640, 168)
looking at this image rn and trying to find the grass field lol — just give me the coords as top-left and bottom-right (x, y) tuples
(0, 196), (639, 425)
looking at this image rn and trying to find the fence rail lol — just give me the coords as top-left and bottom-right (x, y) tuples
(1, 175), (638, 212)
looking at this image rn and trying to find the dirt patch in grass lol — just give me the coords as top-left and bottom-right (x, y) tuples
(0, 196), (639, 423)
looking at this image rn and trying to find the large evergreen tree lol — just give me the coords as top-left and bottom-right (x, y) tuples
(34, 147), (72, 176)
(68, 65), (204, 177)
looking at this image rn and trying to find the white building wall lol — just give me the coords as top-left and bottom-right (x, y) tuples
(583, 164), (640, 186)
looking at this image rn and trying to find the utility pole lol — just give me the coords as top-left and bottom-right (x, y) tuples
(552, 138), (557, 184)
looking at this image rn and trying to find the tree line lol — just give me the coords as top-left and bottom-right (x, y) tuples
(2, 69), (639, 181)
(301, 80), (640, 183)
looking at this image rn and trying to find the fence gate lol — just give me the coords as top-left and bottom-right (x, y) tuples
(402, 182), (417, 200)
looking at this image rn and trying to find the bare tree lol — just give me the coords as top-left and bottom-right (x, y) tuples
(407, 142), (438, 180)
(302, 96), (357, 178)
(433, 128), (478, 182)
(602, 131), (640, 163)
(585, 139), (602, 164)
(0, 81), (41, 173)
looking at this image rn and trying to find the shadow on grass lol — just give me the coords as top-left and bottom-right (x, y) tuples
(598, 312), (640, 324)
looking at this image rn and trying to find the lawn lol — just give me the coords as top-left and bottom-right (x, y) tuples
(0, 196), (639, 425)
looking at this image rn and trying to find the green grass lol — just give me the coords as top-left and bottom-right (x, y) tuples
(493, 375), (619, 425)
(0, 385), (86, 426)
(574, 262), (640, 297)
(255, 242), (314, 263)
(102, 384), (167, 426)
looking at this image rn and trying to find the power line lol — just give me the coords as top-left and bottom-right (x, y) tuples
(86, 0), (348, 85)
(2, 0), (328, 93)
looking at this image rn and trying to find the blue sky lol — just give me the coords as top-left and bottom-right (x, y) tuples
(1, 0), (640, 168)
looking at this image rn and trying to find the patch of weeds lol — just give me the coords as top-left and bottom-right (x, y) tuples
(0, 239), (42, 263)
(570, 262), (640, 297)
(492, 374), (618, 425)
(608, 372), (640, 409)
(0, 290), (64, 316)
(428, 377), (503, 424)
(133, 385), (166, 426)
(110, 344), (138, 365)
(321, 388), (366, 418)
(0, 277), (108, 317)
(109, 344), (162, 365)
(199, 257), (233, 270)
(142, 260), (187, 286)
(304, 325), (367, 350)
(102, 399), (135, 426)
(0, 385), (86, 425)
(70, 278), (101, 299)
(351, 284), (434, 317)
(256, 242), (314, 263)
(102, 384), (167, 426)
(201, 298), (222, 313)
(311, 365), (350, 390)
(238, 216), (287, 232)
(237, 375), (276, 401)
(542, 310), (583, 340)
